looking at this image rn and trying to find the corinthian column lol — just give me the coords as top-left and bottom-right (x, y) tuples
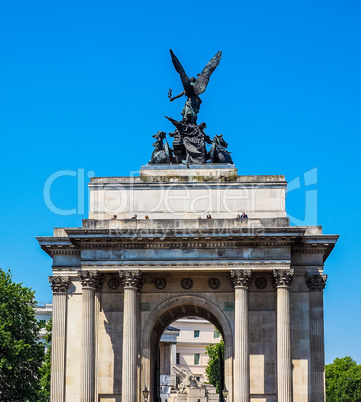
(119, 270), (144, 402)
(230, 269), (252, 402)
(273, 269), (294, 402)
(78, 270), (103, 402)
(49, 276), (70, 402)
(306, 273), (327, 402)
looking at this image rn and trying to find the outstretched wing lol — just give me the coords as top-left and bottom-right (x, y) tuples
(170, 49), (193, 96)
(193, 51), (222, 96)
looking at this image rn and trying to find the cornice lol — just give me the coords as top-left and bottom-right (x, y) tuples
(292, 235), (338, 262)
(50, 249), (80, 255)
(65, 227), (305, 237)
(37, 237), (80, 257)
(37, 229), (338, 261)
(66, 228), (304, 251)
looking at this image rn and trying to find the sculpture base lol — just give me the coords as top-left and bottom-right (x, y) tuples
(168, 386), (209, 402)
(140, 164), (237, 179)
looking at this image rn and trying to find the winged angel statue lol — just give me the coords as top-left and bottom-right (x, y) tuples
(169, 49), (222, 123)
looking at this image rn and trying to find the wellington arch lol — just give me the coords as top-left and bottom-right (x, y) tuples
(38, 163), (338, 402)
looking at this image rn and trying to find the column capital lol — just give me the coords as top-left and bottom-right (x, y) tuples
(305, 273), (327, 291)
(49, 276), (70, 293)
(119, 270), (144, 290)
(78, 270), (103, 290)
(230, 269), (252, 289)
(272, 268), (294, 288)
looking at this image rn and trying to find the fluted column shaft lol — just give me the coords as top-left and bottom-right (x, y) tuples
(170, 342), (177, 387)
(273, 269), (294, 402)
(49, 276), (70, 402)
(78, 271), (103, 402)
(120, 270), (143, 402)
(306, 273), (327, 402)
(230, 269), (252, 402)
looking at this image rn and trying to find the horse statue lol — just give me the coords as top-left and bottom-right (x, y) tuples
(149, 131), (172, 164)
(171, 365), (201, 392)
(208, 134), (233, 164)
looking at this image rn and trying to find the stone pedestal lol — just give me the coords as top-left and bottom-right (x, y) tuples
(49, 276), (70, 402)
(273, 269), (294, 402)
(119, 270), (143, 402)
(168, 387), (207, 402)
(230, 269), (252, 402)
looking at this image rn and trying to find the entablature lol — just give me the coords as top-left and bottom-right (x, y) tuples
(80, 260), (291, 272)
(37, 223), (338, 261)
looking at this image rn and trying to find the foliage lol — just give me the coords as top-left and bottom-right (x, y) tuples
(0, 268), (44, 401)
(325, 356), (361, 402)
(39, 319), (52, 401)
(205, 338), (224, 393)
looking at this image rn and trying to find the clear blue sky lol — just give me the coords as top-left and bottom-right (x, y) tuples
(0, 0), (360, 364)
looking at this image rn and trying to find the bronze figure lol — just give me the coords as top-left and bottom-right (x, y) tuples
(169, 49), (222, 124)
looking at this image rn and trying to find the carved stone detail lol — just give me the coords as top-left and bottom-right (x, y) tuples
(119, 270), (144, 290)
(305, 273), (327, 291)
(272, 269), (294, 288)
(208, 278), (220, 289)
(181, 278), (193, 290)
(230, 269), (252, 288)
(155, 278), (167, 290)
(255, 278), (267, 289)
(78, 270), (103, 290)
(49, 276), (70, 293)
(108, 278), (120, 290)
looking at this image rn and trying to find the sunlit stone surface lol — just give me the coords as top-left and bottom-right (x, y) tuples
(38, 165), (338, 401)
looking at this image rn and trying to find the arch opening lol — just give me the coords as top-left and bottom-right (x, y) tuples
(140, 296), (233, 402)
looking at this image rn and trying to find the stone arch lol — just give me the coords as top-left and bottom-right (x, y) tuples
(139, 295), (233, 401)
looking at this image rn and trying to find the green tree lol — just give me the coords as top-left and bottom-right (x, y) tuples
(0, 268), (44, 401)
(326, 356), (361, 401)
(205, 338), (224, 393)
(39, 319), (52, 401)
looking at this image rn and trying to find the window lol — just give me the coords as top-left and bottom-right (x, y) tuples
(176, 353), (180, 365)
(194, 330), (200, 338)
(194, 353), (200, 365)
(214, 330), (220, 338)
